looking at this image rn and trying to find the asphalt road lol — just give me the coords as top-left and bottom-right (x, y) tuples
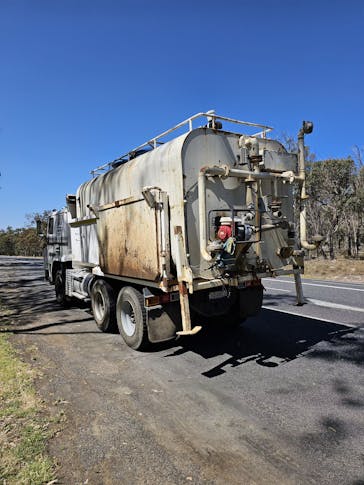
(263, 276), (364, 327)
(0, 256), (363, 485)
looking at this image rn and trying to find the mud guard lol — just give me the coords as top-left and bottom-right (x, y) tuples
(239, 285), (264, 318)
(146, 301), (182, 343)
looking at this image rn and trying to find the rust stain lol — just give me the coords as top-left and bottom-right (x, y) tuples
(97, 200), (160, 281)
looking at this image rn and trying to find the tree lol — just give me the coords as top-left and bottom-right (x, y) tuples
(305, 158), (363, 258)
(25, 210), (52, 233)
(0, 211), (52, 256)
(280, 134), (364, 259)
(0, 227), (16, 255)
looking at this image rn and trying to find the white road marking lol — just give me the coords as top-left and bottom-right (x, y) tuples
(306, 298), (364, 313)
(261, 305), (358, 328)
(303, 279), (364, 288)
(264, 287), (291, 293)
(265, 278), (364, 292)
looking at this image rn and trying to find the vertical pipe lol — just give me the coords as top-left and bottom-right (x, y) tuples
(294, 271), (305, 306)
(298, 127), (316, 251)
(198, 171), (213, 261)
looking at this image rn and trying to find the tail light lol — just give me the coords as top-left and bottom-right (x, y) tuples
(145, 292), (179, 307)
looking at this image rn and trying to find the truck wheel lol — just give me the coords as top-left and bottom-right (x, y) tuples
(55, 270), (69, 307)
(91, 280), (117, 332)
(116, 286), (149, 350)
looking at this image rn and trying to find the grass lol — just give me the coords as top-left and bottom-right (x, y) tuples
(303, 258), (364, 282)
(0, 331), (56, 485)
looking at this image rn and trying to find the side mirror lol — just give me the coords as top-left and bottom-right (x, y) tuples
(36, 219), (44, 237)
(302, 120), (313, 134)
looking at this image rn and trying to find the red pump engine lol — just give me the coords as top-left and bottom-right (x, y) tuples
(217, 217), (233, 241)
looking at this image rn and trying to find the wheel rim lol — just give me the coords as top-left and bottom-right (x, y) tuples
(120, 300), (136, 337)
(94, 290), (105, 322)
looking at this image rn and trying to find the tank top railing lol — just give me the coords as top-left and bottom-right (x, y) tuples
(90, 110), (273, 177)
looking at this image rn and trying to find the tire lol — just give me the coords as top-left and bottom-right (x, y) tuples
(116, 286), (149, 350)
(55, 269), (70, 307)
(91, 279), (117, 332)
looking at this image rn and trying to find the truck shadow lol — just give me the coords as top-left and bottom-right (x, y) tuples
(0, 285), (90, 324)
(164, 309), (363, 377)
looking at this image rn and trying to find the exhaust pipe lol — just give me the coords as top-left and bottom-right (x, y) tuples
(297, 121), (320, 251)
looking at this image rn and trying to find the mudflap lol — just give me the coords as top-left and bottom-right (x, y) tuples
(146, 301), (182, 343)
(239, 286), (264, 318)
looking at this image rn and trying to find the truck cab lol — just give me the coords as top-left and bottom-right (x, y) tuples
(44, 209), (72, 302)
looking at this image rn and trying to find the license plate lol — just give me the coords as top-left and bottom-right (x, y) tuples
(209, 288), (228, 300)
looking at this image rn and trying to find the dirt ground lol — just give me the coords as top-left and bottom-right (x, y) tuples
(1, 257), (364, 485)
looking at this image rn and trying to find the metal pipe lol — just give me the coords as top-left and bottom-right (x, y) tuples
(198, 149), (318, 260)
(198, 165), (295, 261)
(198, 171), (213, 261)
(159, 204), (169, 281)
(297, 124), (317, 251)
(294, 271), (305, 305)
(300, 207), (316, 250)
(201, 165), (297, 181)
(297, 129), (306, 182)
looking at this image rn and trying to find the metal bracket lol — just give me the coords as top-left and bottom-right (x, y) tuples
(174, 226), (201, 336)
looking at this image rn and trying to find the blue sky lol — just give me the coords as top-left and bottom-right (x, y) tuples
(1, 0), (363, 229)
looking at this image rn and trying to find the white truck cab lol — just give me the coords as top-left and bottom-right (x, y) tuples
(44, 208), (72, 303)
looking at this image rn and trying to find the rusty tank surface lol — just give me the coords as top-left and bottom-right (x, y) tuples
(43, 111), (321, 350)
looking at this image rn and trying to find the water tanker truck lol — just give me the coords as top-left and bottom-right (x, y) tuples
(42, 111), (321, 350)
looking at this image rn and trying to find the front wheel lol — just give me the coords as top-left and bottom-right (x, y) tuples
(116, 286), (149, 350)
(55, 270), (70, 307)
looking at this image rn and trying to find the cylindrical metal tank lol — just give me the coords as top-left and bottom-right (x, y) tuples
(75, 127), (296, 284)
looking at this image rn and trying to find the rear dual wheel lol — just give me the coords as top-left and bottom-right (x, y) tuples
(91, 282), (149, 349)
(116, 286), (149, 351)
(91, 279), (117, 333)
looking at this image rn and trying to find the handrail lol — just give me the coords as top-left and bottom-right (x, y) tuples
(90, 110), (274, 177)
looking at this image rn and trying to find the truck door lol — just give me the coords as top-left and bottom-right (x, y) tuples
(45, 215), (57, 282)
